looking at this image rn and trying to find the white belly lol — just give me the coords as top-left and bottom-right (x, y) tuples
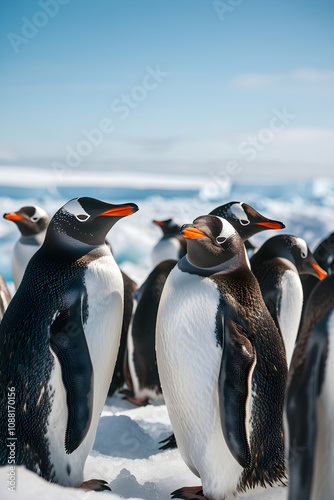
(12, 241), (39, 290)
(279, 270), (303, 366)
(156, 267), (243, 499)
(312, 310), (334, 500)
(45, 255), (123, 486)
(152, 238), (180, 267)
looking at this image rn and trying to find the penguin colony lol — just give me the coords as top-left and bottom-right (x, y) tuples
(0, 197), (332, 499)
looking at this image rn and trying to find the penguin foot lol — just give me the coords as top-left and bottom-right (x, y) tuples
(159, 433), (177, 450)
(171, 485), (205, 499)
(80, 479), (111, 492)
(120, 389), (149, 406)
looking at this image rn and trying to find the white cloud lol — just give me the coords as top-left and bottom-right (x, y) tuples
(293, 69), (334, 83)
(231, 69), (334, 89)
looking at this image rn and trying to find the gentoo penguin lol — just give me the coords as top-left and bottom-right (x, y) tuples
(210, 201), (284, 240)
(251, 235), (327, 365)
(286, 273), (334, 500)
(3, 205), (50, 289)
(108, 271), (137, 397)
(156, 215), (287, 500)
(0, 197), (138, 489)
(124, 259), (177, 405)
(0, 273), (11, 321)
(152, 218), (187, 267)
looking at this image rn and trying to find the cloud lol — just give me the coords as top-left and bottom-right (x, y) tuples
(293, 69), (334, 83)
(231, 69), (334, 89)
(232, 73), (279, 89)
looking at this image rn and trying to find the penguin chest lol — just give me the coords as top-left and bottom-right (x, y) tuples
(278, 270), (303, 365)
(152, 238), (180, 267)
(45, 255), (123, 486)
(12, 240), (39, 289)
(156, 269), (243, 497)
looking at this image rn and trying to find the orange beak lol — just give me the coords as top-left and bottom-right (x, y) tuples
(153, 220), (165, 227)
(309, 262), (327, 280)
(96, 206), (136, 218)
(4, 212), (24, 221)
(182, 228), (207, 239)
(256, 221), (284, 230)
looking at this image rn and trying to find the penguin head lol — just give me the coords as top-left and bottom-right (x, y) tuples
(152, 218), (181, 235)
(260, 235), (327, 280)
(209, 201), (285, 241)
(44, 197), (139, 252)
(181, 215), (246, 268)
(3, 206), (50, 237)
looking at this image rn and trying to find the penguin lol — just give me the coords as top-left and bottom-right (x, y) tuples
(108, 271), (137, 397)
(124, 259), (177, 406)
(209, 201), (285, 241)
(152, 218), (187, 266)
(286, 273), (334, 500)
(156, 215), (287, 500)
(0, 197), (138, 490)
(3, 205), (50, 289)
(0, 273), (11, 322)
(251, 235), (327, 365)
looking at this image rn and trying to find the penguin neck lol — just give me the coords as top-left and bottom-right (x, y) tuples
(42, 230), (101, 257)
(19, 229), (46, 246)
(179, 251), (248, 277)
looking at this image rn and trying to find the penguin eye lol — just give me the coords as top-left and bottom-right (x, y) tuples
(216, 236), (226, 244)
(300, 249), (307, 259)
(239, 219), (250, 226)
(76, 214), (90, 221)
(30, 216), (40, 222)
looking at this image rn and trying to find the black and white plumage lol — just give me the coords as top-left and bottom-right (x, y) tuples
(152, 218), (186, 266)
(251, 235), (327, 365)
(3, 205), (50, 289)
(0, 273), (11, 322)
(0, 197), (138, 489)
(286, 273), (334, 500)
(156, 215), (287, 500)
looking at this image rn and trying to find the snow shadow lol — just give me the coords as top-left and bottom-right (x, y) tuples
(93, 415), (160, 459)
(110, 468), (160, 500)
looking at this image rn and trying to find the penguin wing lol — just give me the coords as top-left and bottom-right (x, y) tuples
(50, 285), (93, 454)
(286, 312), (329, 500)
(219, 314), (255, 469)
(263, 287), (281, 332)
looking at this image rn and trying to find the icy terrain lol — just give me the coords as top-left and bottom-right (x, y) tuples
(0, 168), (333, 499)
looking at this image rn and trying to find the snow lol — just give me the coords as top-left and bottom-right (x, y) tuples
(0, 394), (287, 500)
(0, 168), (333, 499)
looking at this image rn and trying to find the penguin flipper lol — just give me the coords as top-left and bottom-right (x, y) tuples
(219, 315), (255, 469)
(50, 288), (94, 454)
(286, 313), (329, 500)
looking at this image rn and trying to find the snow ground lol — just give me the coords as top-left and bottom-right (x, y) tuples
(0, 393), (287, 500)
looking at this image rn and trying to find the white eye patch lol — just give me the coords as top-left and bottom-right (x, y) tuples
(216, 217), (236, 243)
(229, 202), (250, 225)
(64, 199), (90, 222)
(30, 206), (48, 223)
(295, 237), (308, 259)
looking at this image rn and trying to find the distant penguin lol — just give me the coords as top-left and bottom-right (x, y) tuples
(152, 219), (186, 266)
(156, 215), (287, 500)
(286, 274), (334, 500)
(124, 259), (177, 405)
(0, 273), (11, 322)
(108, 271), (137, 397)
(0, 197), (138, 489)
(3, 205), (50, 289)
(251, 235), (327, 365)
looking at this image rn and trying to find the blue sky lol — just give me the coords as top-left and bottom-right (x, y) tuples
(0, 0), (333, 178)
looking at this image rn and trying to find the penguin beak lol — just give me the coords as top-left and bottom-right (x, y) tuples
(255, 220), (285, 230)
(96, 204), (139, 218)
(309, 261), (327, 280)
(153, 220), (165, 227)
(181, 225), (207, 239)
(3, 212), (23, 221)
